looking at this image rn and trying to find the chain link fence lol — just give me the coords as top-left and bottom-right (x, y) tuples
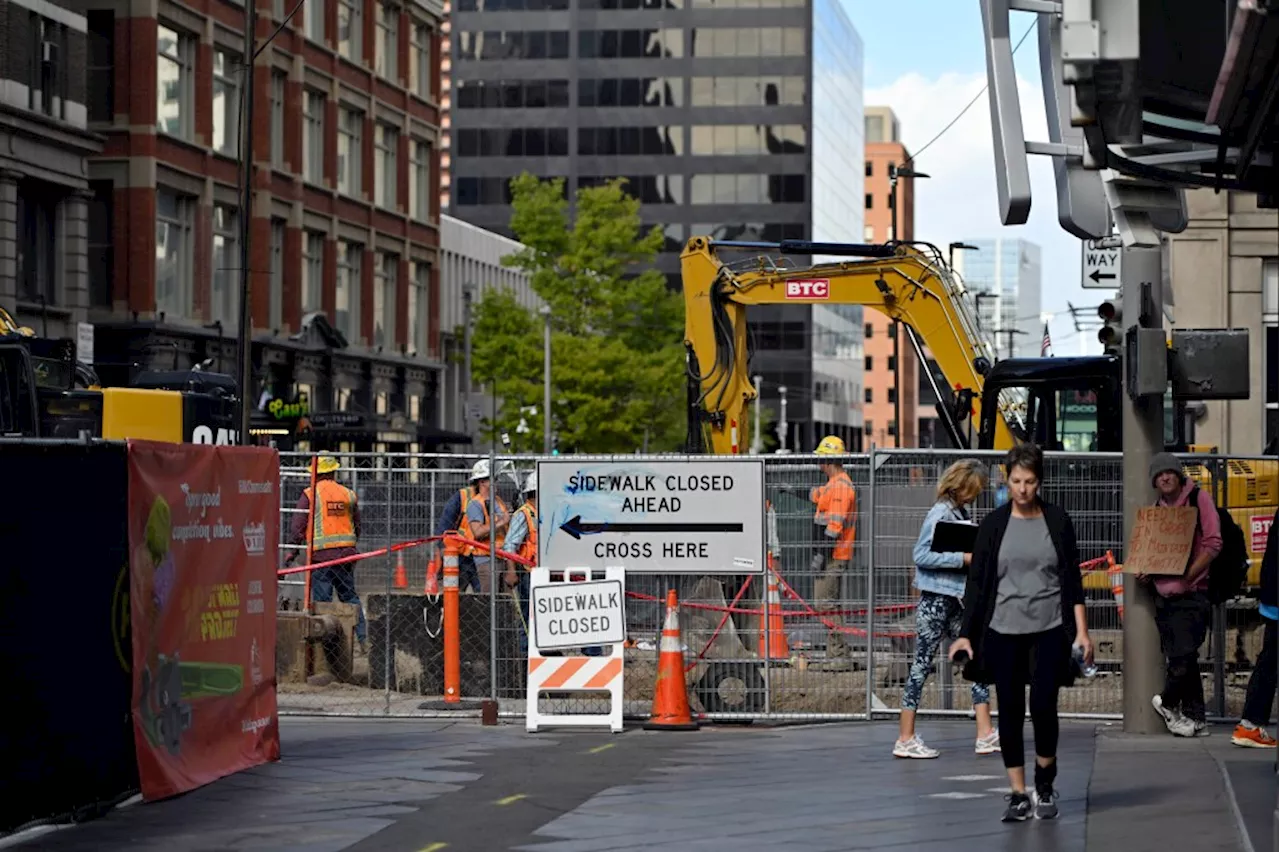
(273, 449), (1276, 723)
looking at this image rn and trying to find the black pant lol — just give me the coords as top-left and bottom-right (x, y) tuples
(986, 628), (1063, 769)
(1243, 619), (1278, 726)
(1155, 592), (1210, 723)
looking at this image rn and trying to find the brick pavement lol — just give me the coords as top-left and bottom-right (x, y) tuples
(3, 718), (1273, 852)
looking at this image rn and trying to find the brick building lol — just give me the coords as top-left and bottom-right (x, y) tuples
(80, 0), (460, 450)
(0, 0), (104, 339)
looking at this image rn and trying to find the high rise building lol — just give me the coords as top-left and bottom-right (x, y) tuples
(860, 106), (918, 448)
(446, 0), (866, 451)
(953, 237), (1042, 360)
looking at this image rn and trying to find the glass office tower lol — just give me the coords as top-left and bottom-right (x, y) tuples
(447, 0), (865, 449)
(954, 238), (1043, 360)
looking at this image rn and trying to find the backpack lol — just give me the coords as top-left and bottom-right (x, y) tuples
(1188, 485), (1249, 605)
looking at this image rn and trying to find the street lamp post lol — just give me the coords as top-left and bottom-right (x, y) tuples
(888, 164), (929, 243)
(888, 164), (928, 448)
(540, 304), (552, 454)
(948, 241), (979, 269)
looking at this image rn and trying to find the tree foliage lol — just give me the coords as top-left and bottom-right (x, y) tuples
(469, 174), (685, 453)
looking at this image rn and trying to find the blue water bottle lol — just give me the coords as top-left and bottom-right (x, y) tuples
(1073, 644), (1098, 678)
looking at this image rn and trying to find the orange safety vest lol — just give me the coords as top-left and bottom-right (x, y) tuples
(811, 471), (856, 561)
(515, 502), (537, 567)
(458, 487), (507, 557)
(304, 479), (358, 551)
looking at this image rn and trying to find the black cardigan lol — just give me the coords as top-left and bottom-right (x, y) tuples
(958, 500), (1087, 686)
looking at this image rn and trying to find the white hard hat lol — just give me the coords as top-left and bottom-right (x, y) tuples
(523, 471), (538, 493)
(470, 459), (491, 481)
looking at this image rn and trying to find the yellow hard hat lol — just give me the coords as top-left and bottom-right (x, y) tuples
(814, 435), (845, 455)
(315, 455), (341, 474)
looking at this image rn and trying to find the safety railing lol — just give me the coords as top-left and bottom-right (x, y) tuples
(273, 449), (1277, 724)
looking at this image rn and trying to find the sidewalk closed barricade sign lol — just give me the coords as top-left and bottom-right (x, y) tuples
(532, 579), (625, 651)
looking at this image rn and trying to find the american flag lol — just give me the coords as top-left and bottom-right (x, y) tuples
(1041, 322), (1053, 357)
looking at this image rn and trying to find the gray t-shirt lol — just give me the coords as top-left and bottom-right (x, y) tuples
(990, 515), (1063, 635)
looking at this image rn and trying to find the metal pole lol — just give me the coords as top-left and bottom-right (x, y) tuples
(892, 320), (901, 448)
(542, 306), (552, 454)
(865, 448), (878, 719)
(1121, 246), (1166, 734)
(778, 386), (788, 452)
(488, 448), (498, 703)
(889, 167), (898, 243)
(235, 0), (257, 445)
(752, 375), (762, 454)
(462, 287), (473, 435)
(384, 465), (392, 715)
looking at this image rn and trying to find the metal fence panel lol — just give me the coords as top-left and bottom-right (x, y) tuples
(270, 449), (1274, 723)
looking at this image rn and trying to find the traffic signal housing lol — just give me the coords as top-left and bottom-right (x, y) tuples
(1098, 296), (1123, 355)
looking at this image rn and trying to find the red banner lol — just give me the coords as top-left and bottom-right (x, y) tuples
(127, 440), (281, 801)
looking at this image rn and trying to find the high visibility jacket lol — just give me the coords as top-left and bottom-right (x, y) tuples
(515, 502), (537, 567)
(304, 479), (358, 551)
(811, 471), (856, 561)
(458, 487), (507, 557)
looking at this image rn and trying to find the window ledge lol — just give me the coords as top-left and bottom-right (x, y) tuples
(15, 300), (71, 320)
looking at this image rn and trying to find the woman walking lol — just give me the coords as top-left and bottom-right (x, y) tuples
(894, 459), (999, 759)
(949, 443), (1093, 823)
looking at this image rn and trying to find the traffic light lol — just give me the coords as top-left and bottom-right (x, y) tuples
(1097, 296), (1123, 355)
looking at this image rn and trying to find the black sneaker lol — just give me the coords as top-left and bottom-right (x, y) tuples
(1002, 792), (1032, 823)
(1033, 786), (1059, 820)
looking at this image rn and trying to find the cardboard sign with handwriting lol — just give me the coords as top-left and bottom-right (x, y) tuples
(1123, 506), (1198, 575)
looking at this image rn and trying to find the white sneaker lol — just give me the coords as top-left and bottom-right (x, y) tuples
(1193, 720), (1211, 738)
(975, 731), (1001, 755)
(893, 735), (940, 759)
(1152, 695), (1186, 735)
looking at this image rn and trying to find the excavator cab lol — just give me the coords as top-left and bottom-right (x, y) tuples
(977, 356), (1122, 452)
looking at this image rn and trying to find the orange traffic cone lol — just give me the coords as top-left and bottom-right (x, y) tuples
(1106, 550), (1125, 622)
(424, 552), (441, 595)
(644, 589), (699, 731)
(758, 561), (790, 660)
(393, 552), (408, 589)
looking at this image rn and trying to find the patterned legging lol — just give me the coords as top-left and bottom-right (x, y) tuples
(902, 591), (991, 711)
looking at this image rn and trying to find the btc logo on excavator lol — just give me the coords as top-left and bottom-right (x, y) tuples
(784, 279), (830, 300)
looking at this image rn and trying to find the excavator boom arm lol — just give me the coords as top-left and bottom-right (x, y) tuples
(682, 237), (1017, 453)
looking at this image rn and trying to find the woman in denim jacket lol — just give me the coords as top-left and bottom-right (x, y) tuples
(894, 459), (999, 759)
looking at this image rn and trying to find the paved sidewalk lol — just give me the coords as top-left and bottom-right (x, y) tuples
(4, 718), (1273, 852)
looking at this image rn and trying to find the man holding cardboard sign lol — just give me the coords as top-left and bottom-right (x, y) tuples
(1132, 453), (1222, 738)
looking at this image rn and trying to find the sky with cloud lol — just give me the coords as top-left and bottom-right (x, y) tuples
(846, 0), (1099, 355)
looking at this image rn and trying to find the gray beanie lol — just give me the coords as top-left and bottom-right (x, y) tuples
(1148, 452), (1183, 485)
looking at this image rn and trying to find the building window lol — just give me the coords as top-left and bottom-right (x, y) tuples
(864, 193), (872, 209)
(864, 323), (873, 338)
(303, 91), (325, 183)
(211, 204), (239, 326)
(1265, 259), (1278, 449)
(409, 262), (428, 356)
(155, 188), (192, 318)
(87, 180), (114, 308)
(863, 388), (872, 404)
(409, 139), (429, 221)
(335, 241), (361, 341)
(888, 421), (897, 437)
(15, 183), (57, 304)
(865, 161), (872, 177)
(376, 2), (397, 80)
(887, 388), (897, 404)
(270, 219), (285, 330)
(338, 108), (363, 197)
(87, 11), (114, 123)
(157, 25), (193, 138)
(373, 253), (397, 348)
(864, 421), (873, 436)
(212, 49), (240, 156)
(375, 124), (397, 209)
(864, 225), (874, 242)
(29, 16), (66, 119)
(864, 355), (872, 371)
(270, 71), (286, 167)
(338, 0), (363, 62)
(409, 23), (431, 99)
(303, 231), (324, 313)
(888, 356), (897, 370)
(306, 0), (325, 41)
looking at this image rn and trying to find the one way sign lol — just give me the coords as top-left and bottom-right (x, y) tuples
(1082, 243), (1121, 289)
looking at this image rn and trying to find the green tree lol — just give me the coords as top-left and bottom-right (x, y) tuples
(470, 174), (685, 453)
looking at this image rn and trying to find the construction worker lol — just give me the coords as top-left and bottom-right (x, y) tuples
(289, 455), (366, 651)
(811, 435), (856, 659)
(458, 458), (509, 594)
(503, 471), (538, 652)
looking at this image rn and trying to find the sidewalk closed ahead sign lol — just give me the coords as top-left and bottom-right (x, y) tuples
(536, 459), (766, 574)
(531, 579), (625, 651)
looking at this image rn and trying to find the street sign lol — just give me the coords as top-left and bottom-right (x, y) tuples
(536, 459), (766, 574)
(530, 577), (625, 651)
(76, 322), (94, 365)
(1082, 242), (1122, 288)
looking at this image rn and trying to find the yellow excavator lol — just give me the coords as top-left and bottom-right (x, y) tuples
(0, 306), (238, 443)
(681, 237), (1275, 588)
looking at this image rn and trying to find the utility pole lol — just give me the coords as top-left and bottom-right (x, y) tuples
(778, 386), (788, 452)
(234, 0), (257, 445)
(1121, 246), (1166, 734)
(892, 319), (901, 447)
(462, 286), (473, 435)
(540, 305), (552, 454)
(751, 375), (762, 454)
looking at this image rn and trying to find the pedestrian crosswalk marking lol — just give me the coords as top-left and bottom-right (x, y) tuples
(942, 774), (1003, 782)
(925, 792), (988, 800)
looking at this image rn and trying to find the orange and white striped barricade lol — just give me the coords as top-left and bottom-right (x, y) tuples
(526, 566), (626, 733)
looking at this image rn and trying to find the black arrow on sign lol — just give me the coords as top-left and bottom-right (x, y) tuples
(1088, 269), (1116, 283)
(559, 515), (744, 540)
